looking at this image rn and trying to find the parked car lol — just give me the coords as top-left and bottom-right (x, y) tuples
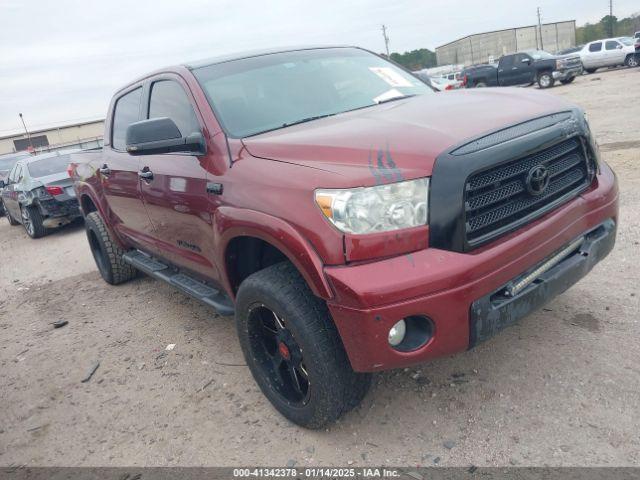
(70, 46), (617, 429)
(0, 151), (32, 217)
(1, 150), (82, 237)
(414, 72), (460, 91)
(635, 31), (640, 39)
(580, 37), (639, 72)
(463, 50), (582, 88)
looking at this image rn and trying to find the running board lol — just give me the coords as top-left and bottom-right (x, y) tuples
(122, 250), (235, 316)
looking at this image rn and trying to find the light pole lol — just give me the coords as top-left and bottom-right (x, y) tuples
(18, 113), (34, 152)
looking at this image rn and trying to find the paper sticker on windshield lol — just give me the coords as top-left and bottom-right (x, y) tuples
(369, 67), (413, 87)
(373, 89), (404, 103)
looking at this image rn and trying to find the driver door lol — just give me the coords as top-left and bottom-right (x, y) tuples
(136, 76), (219, 281)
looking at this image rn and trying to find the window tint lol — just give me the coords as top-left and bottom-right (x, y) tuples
(514, 54), (531, 64)
(500, 55), (514, 68)
(8, 164), (19, 182)
(12, 164), (23, 183)
(112, 88), (142, 150)
(589, 42), (602, 52)
(148, 80), (200, 136)
(605, 40), (620, 50)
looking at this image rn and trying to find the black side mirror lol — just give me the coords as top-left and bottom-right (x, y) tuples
(125, 117), (206, 156)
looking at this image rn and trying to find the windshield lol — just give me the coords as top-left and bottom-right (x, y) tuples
(526, 50), (554, 60)
(27, 154), (71, 178)
(618, 37), (634, 46)
(193, 47), (432, 137)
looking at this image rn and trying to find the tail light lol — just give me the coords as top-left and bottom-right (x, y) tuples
(45, 185), (65, 196)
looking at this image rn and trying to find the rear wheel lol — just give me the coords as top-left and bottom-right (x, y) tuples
(584, 68), (597, 74)
(235, 262), (372, 429)
(21, 205), (47, 238)
(625, 55), (639, 68)
(537, 72), (555, 89)
(84, 211), (137, 285)
(560, 76), (575, 85)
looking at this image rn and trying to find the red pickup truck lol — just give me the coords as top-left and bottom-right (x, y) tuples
(70, 46), (618, 428)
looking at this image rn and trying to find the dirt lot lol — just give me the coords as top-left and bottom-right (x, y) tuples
(1, 67), (639, 468)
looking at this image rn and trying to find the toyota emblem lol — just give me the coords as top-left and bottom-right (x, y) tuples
(526, 165), (550, 196)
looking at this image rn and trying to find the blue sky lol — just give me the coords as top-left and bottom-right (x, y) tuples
(0, 0), (637, 134)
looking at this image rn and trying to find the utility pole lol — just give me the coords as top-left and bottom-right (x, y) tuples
(18, 113), (34, 152)
(537, 7), (544, 50)
(609, 0), (614, 37)
(381, 24), (390, 57)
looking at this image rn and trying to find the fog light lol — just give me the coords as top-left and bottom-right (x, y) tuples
(388, 319), (407, 347)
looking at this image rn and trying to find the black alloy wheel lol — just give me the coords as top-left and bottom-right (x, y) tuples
(247, 304), (310, 405)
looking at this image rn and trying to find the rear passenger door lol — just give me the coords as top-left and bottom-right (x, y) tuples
(2, 163), (22, 219)
(584, 42), (603, 68)
(136, 76), (218, 281)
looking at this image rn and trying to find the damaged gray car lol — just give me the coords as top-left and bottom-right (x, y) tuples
(0, 150), (81, 238)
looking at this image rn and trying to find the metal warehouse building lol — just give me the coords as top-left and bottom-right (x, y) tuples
(0, 119), (104, 155)
(436, 20), (577, 66)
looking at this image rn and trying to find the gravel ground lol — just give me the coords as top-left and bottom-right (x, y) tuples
(1, 67), (638, 467)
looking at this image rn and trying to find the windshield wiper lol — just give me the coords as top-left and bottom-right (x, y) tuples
(281, 113), (336, 128)
(376, 94), (417, 105)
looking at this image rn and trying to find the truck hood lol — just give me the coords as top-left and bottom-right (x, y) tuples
(241, 88), (576, 182)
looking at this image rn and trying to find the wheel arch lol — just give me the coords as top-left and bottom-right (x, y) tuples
(215, 207), (334, 301)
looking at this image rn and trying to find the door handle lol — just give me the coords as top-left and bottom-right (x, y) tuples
(138, 168), (154, 181)
(99, 164), (111, 175)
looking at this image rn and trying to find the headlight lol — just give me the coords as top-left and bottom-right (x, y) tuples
(315, 178), (429, 234)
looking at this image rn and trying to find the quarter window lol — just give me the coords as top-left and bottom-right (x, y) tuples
(589, 42), (602, 52)
(148, 80), (200, 137)
(112, 88), (142, 150)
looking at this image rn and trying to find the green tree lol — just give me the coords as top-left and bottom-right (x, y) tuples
(389, 48), (437, 70)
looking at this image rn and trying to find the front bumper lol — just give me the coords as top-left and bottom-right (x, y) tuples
(553, 66), (583, 80)
(325, 162), (618, 372)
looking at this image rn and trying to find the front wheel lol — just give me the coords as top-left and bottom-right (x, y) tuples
(537, 72), (555, 89)
(560, 76), (575, 85)
(475, 81), (487, 88)
(235, 262), (371, 429)
(3, 201), (19, 226)
(625, 55), (639, 68)
(21, 205), (47, 238)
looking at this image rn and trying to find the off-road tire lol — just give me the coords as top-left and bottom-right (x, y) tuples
(235, 262), (372, 429)
(4, 201), (19, 225)
(537, 72), (555, 89)
(21, 205), (47, 238)
(84, 211), (137, 285)
(560, 76), (576, 85)
(625, 54), (639, 68)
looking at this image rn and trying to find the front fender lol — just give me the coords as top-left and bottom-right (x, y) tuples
(214, 206), (333, 300)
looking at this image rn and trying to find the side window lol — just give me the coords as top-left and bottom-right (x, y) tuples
(148, 80), (200, 137)
(112, 88), (142, 151)
(514, 54), (530, 64)
(13, 164), (23, 183)
(589, 42), (602, 52)
(500, 55), (514, 69)
(605, 40), (619, 50)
